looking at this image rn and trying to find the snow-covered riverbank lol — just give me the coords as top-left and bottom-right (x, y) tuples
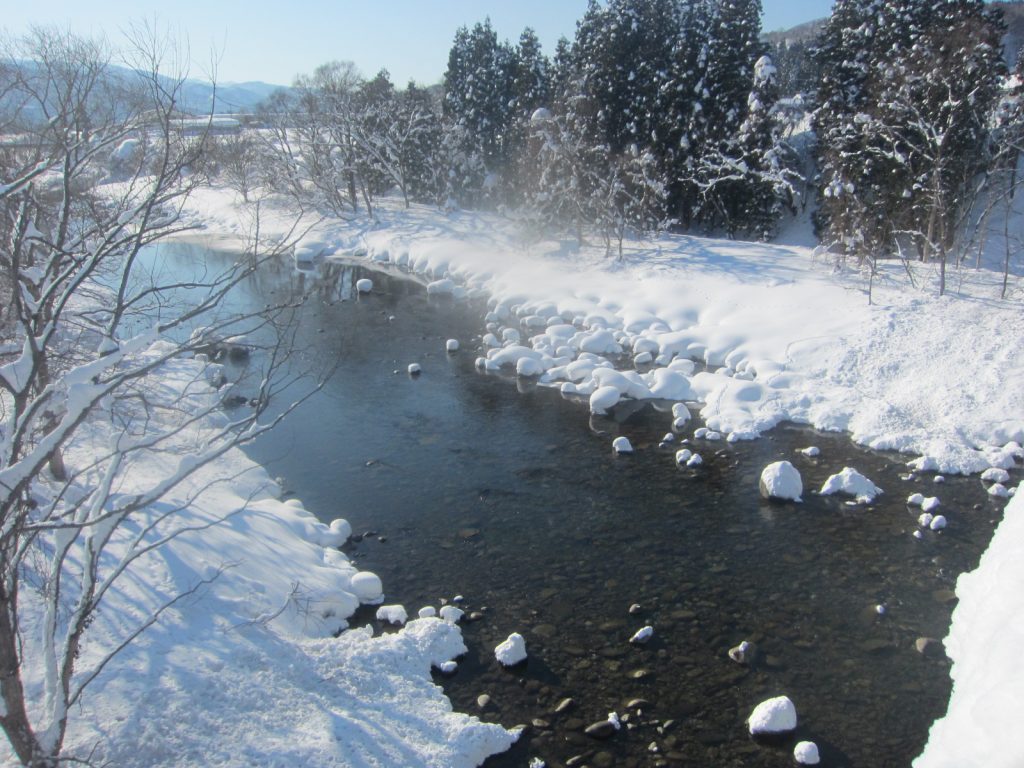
(3, 344), (516, 767)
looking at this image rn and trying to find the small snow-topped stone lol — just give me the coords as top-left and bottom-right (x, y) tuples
(355, 278), (373, 293)
(417, 606), (437, 619)
(517, 357), (544, 377)
(495, 632), (528, 666)
(612, 436), (634, 454)
(438, 660), (458, 675)
(629, 626), (654, 645)
(760, 461), (803, 502)
(921, 497), (940, 513)
(408, 363), (422, 375)
(907, 493), (925, 507)
(794, 741), (820, 765)
(675, 448), (693, 465)
(661, 432), (676, 444)
(672, 402), (690, 420)
(350, 571), (383, 604)
(634, 351), (653, 366)
(918, 512), (934, 528)
(800, 446), (820, 457)
(375, 604), (408, 625)
(426, 278), (455, 295)
(909, 456), (940, 472)
(446, 338), (460, 352)
(819, 467), (883, 503)
(439, 605), (465, 624)
(988, 483), (1009, 498)
(748, 695), (797, 735)
(930, 515), (947, 531)
(982, 467), (1010, 484)
(686, 453), (703, 467)
(705, 431), (722, 441)
(694, 427), (709, 439)
(672, 416), (690, 431)
(590, 385), (621, 415)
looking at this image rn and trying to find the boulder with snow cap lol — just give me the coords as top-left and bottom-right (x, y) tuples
(748, 695), (797, 736)
(759, 461), (803, 502)
(495, 632), (528, 666)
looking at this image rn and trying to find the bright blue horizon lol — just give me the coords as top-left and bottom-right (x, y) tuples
(5, 1), (837, 87)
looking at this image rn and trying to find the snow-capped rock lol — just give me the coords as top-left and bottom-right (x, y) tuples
(350, 571), (383, 604)
(930, 515), (947, 531)
(922, 497), (941, 513)
(612, 436), (634, 455)
(375, 604), (408, 625)
(439, 605), (465, 624)
(800, 446), (820, 457)
(675, 448), (693, 465)
(495, 632), (528, 666)
(408, 363), (422, 375)
(981, 467), (1010, 483)
(590, 385), (621, 415)
(356, 278), (373, 293)
(418, 606), (437, 619)
(794, 741), (820, 765)
(988, 483), (1009, 498)
(446, 339), (460, 353)
(919, 512), (935, 528)
(819, 467), (883, 503)
(686, 453), (703, 467)
(629, 626), (654, 645)
(759, 461), (803, 502)
(748, 695), (797, 736)
(907, 493), (925, 507)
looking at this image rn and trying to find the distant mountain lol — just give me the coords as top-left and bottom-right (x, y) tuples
(180, 79), (287, 115)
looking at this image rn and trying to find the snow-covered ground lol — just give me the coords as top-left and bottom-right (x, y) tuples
(8, 186), (1020, 766)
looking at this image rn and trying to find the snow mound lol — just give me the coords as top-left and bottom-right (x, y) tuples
(819, 467), (883, 503)
(590, 385), (621, 415)
(759, 461), (803, 502)
(356, 278), (373, 293)
(612, 436), (634, 454)
(376, 604), (409, 626)
(350, 571), (384, 604)
(748, 695), (797, 735)
(446, 338), (460, 353)
(916, 485), (1024, 768)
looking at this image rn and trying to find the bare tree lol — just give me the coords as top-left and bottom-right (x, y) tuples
(0, 27), (314, 766)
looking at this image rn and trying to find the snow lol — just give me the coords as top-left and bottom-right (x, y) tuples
(495, 633), (528, 666)
(748, 695), (798, 735)
(447, 338), (460, 352)
(760, 461), (803, 502)
(350, 571), (384, 604)
(408, 362), (422, 375)
(819, 467), (883, 503)
(916, 485), (1024, 768)
(590, 385), (621, 415)
(356, 278), (373, 293)
(982, 467), (1010, 483)
(439, 605), (465, 624)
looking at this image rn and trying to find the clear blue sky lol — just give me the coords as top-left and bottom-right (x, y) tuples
(5, 1), (837, 87)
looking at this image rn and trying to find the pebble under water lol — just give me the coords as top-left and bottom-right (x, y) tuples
(226, 256), (1012, 768)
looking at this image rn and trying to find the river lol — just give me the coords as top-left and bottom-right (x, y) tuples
(161, 240), (1007, 768)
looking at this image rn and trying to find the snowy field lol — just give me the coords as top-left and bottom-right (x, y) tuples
(7, 187), (1021, 766)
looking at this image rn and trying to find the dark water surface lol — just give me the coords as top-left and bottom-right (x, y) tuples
(166, 243), (1008, 768)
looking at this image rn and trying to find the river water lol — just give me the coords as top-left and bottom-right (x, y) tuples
(161, 242), (1010, 768)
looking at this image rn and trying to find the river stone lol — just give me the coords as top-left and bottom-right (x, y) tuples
(593, 751), (615, 767)
(554, 698), (575, 714)
(477, 694), (491, 709)
(915, 637), (945, 658)
(585, 720), (619, 740)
